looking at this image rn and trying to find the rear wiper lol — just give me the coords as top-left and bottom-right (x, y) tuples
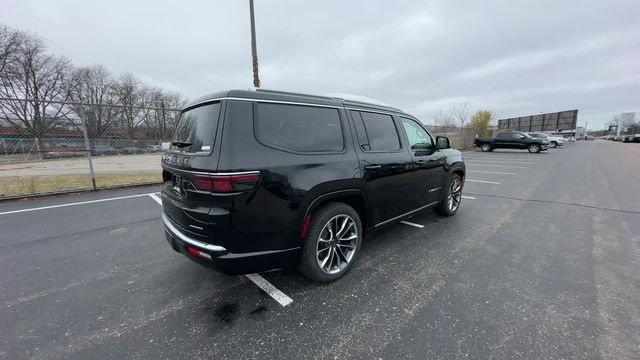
(171, 141), (192, 148)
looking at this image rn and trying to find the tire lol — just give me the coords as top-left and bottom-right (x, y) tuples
(434, 173), (463, 217)
(480, 143), (491, 152)
(299, 202), (362, 283)
(550, 141), (557, 148)
(528, 144), (541, 153)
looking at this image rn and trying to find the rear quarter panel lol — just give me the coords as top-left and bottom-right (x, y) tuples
(215, 100), (361, 252)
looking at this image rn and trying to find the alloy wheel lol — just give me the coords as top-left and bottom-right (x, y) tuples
(316, 214), (358, 274)
(447, 177), (462, 212)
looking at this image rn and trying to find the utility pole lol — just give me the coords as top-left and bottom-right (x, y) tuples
(80, 116), (97, 190)
(249, 0), (261, 88)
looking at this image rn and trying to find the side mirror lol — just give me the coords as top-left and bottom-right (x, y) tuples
(436, 136), (450, 149)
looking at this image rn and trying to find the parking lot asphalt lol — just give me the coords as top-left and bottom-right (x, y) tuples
(1, 141), (639, 359)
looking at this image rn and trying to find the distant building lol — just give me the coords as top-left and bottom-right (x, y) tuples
(497, 110), (579, 138)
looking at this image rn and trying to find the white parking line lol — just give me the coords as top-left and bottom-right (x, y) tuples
(146, 192), (294, 307)
(245, 273), (293, 307)
(468, 164), (527, 169)
(468, 170), (517, 175)
(400, 220), (424, 228)
(466, 179), (501, 184)
(0, 192), (159, 215)
(462, 195), (476, 200)
(149, 193), (162, 205)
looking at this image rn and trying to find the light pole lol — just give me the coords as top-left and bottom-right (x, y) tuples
(249, 0), (261, 88)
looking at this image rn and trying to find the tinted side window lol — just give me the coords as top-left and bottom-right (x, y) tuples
(358, 112), (401, 152)
(400, 117), (434, 149)
(496, 133), (510, 140)
(350, 111), (371, 151)
(255, 103), (343, 152)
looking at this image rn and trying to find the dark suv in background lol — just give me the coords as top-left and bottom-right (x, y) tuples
(475, 132), (549, 153)
(161, 89), (465, 282)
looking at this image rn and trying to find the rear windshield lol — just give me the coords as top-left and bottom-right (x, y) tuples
(170, 102), (221, 154)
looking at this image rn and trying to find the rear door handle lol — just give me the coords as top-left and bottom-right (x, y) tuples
(415, 159), (427, 164)
(364, 164), (382, 170)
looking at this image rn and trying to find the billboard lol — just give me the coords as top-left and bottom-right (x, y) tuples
(497, 110), (578, 132)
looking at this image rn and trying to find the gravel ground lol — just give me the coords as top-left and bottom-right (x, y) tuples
(0, 154), (162, 177)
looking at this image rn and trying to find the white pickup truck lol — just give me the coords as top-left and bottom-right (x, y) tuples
(528, 133), (566, 148)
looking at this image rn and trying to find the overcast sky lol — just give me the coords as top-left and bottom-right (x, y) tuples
(1, 0), (638, 129)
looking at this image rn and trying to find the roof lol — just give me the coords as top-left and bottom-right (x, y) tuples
(183, 89), (407, 115)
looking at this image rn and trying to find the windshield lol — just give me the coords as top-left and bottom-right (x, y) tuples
(170, 102), (221, 154)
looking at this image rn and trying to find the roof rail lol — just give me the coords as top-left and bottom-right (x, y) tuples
(342, 99), (402, 113)
(255, 89), (404, 113)
(255, 89), (341, 101)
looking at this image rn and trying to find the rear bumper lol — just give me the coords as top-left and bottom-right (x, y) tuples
(162, 212), (300, 274)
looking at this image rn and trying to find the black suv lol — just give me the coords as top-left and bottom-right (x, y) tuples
(161, 90), (465, 282)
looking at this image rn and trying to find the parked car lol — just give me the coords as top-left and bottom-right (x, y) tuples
(160, 89), (466, 282)
(622, 134), (635, 143)
(147, 144), (163, 152)
(474, 132), (549, 153)
(92, 145), (119, 156)
(528, 132), (565, 148)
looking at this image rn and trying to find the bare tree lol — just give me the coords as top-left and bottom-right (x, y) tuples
(450, 101), (470, 129)
(0, 25), (24, 74)
(432, 108), (455, 128)
(0, 30), (72, 156)
(68, 65), (120, 141)
(450, 101), (471, 147)
(146, 89), (184, 139)
(115, 73), (148, 138)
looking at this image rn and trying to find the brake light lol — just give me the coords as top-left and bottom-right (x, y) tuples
(186, 172), (260, 193)
(212, 173), (260, 193)
(187, 246), (212, 260)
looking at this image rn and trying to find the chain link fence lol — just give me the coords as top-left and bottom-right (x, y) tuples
(0, 98), (178, 199)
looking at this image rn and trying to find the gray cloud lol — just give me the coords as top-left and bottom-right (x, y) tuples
(1, 0), (638, 128)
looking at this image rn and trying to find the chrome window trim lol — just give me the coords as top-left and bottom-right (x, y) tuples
(186, 97), (342, 110)
(162, 212), (226, 252)
(344, 106), (398, 116)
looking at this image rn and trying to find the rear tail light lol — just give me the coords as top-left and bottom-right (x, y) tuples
(187, 246), (212, 260)
(186, 172), (261, 193)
